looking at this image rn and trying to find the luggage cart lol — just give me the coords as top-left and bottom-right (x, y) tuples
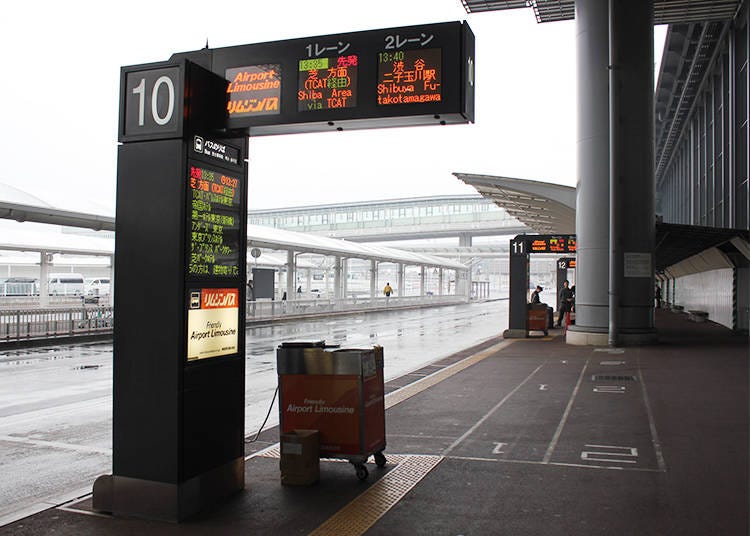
(276, 341), (387, 480)
(527, 305), (549, 336)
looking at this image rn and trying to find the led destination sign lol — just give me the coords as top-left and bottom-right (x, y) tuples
(188, 163), (242, 277)
(377, 48), (441, 105)
(298, 55), (358, 111)
(511, 235), (577, 255)
(530, 236), (577, 254)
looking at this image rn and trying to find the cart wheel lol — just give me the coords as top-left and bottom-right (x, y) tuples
(355, 464), (369, 480)
(374, 452), (387, 468)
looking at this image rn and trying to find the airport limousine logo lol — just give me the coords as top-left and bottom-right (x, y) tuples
(187, 288), (239, 360)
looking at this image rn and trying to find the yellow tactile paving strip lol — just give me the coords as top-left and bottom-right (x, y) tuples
(307, 455), (442, 536)
(384, 339), (514, 409)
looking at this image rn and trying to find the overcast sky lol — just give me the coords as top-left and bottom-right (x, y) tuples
(0, 1), (665, 214)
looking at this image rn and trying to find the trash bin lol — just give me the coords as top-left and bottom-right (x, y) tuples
(276, 341), (387, 480)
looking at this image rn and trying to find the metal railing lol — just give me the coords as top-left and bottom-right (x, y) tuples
(0, 294), (466, 344)
(246, 294), (466, 321)
(0, 306), (114, 343)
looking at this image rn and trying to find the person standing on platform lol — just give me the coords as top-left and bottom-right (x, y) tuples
(556, 280), (574, 327)
(655, 285), (662, 308)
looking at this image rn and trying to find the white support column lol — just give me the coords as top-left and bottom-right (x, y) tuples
(39, 251), (51, 307)
(398, 264), (405, 297)
(420, 266), (425, 297)
(305, 266), (312, 297)
(370, 260), (377, 303)
(438, 268), (444, 296)
(334, 257), (342, 300)
(286, 250), (296, 300)
(324, 260), (330, 297)
(109, 255), (115, 304)
(342, 258), (349, 300)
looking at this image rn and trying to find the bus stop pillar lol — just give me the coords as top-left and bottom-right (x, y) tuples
(503, 237), (530, 338)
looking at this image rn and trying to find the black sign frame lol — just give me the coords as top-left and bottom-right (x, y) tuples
(169, 21), (475, 136)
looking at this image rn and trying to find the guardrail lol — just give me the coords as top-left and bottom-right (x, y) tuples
(0, 294), (467, 344)
(0, 306), (114, 343)
(247, 294), (466, 321)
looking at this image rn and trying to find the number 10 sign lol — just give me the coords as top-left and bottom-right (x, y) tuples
(121, 65), (183, 141)
(119, 61), (227, 143)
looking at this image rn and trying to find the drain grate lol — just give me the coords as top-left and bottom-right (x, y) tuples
(591, 374), (637, 382)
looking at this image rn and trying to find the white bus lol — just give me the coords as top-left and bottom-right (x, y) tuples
(48, 273), (85, 296)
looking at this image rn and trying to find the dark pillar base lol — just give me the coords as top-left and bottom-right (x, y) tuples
(503, 329), (528, 339)
(92, 457), (244, 522)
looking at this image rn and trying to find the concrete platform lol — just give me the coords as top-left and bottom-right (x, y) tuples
(1, 309), (747, 535)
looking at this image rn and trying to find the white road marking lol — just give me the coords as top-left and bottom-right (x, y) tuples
(637, 354), (668, 473)
(581, 444), (638, 464)
(593, 385), (626, 393)
(492, 442), (507, 454)
(542, 358), (590, 464)
(442, 363), (544, 456)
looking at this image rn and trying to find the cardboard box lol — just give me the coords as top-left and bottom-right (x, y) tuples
(280, 429), (320, 486)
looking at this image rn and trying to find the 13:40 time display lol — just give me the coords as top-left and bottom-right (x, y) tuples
(377, 51), (405, 64)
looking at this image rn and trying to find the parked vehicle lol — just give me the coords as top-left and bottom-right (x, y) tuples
(85, 277), (111, 296)
(48, 273), (85, 296)
(1, 277), (39, 296)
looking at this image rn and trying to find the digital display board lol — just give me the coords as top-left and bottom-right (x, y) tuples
(188, 162), (242, 277)
(377, 48), (441, 105)
(512, 235), (577, 255)
(529, 236), (577, 254)
(298, 55), (358, 111)
(226, 64), (281, 117)
(191, 21), (474, 135)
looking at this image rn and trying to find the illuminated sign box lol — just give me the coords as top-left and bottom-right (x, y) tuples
(226, 64), (281, 117)
(170, 21), (474, 136)
(516, 235), (577, 255)
(187, 288), (239, 360)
